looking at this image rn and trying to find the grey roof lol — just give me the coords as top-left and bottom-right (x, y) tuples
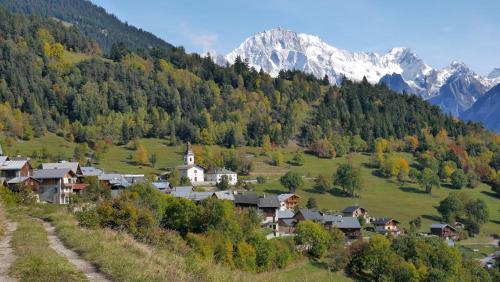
(98, 173), (124, 181)
(430, 223), (456, 231)
(279, 218), (297, 226)
(373, 218), (400, 225)
(0, 156), (8, 164)
(123, 174), (145, 184)
(171, 186), (194, 198)
(81, 167), (104, 177)
(323, 215), (361, 229)
(152, 182), (171, 190)
(258, 195), (280, 208)
(278, 193), (298, 202)
(33, 168), (73, 179)
(190, 192), (214, 202)
(206, 167), (236, 175)
(7, 176), (39, 184)
(342, 205), (364, 213)
(0, 160), (28, 170)
(296, 209), (324, 221)
(277, 210), (295, 219)
(214, 191), (235, 201)
(42, 162), (80, 173)
(234, 193), (260, 205)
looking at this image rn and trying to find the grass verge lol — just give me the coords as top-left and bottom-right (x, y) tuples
(9, 211), (87, 282)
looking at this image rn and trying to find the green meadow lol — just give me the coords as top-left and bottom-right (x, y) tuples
(4, 134), (500, 243)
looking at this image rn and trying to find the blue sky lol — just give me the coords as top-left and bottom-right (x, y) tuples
(91, 0), (500, 75)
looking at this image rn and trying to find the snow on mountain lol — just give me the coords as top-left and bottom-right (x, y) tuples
(224, 28), (431, 85)
(488, 68), (500, 79)
(220, 28), (499, 119)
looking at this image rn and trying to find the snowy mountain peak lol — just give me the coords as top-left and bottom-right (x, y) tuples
(488, 68), (500, 79)
(225, 29), (433, 85)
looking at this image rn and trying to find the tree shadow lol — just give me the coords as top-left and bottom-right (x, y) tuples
(304, 188), (326, 194)
(362, 162), (378, 169)
(263, 188), (287, 194)
(490, 219), (500, 225)
(371, 170), (387, 178)
(422, 214), (442, 222)
(329, 188), (355, 198)
(481, 191), (500, 199)
(399, 186), (427, 194)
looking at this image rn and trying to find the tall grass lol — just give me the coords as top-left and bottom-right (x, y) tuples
(30, 205), (251, 282)
(9, 215), (87, 282)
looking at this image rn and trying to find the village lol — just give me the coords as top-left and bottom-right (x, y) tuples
(0, 142), (466, 243)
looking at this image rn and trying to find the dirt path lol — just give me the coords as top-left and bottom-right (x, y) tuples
(0, 221), (18, 282)
(42, 222), (110, 282)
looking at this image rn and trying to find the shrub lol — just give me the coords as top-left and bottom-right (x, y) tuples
(75, 207), (101, 228)
(451, 169), (467, 189)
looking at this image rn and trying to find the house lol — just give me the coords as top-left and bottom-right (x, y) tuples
(6, 176), (40, 192)
(234, 193), (260, 208)
(123, 174), (145, 184)
(0, 177), (6, 187)
(205, 168), (238, 185)
(81, 166), (104, 177)
(213, 190), (235, 201)
(0, 159), (32, 180)
(170, 186), (194, 198)
(323, 215), (362, 239)
(278, 194), (300, 211)
(277, 209), (296, 234)
(98, 173), (130, 189)
(258, 196), (280, 222)
(176, 143), (205, 185)
(151, 181), (172, 193)
(430, 224), (458, 240)
(43, 162), (82, 176)
(373, 218), (400, 235)
(294, 209), (324, 222)
(342, 205), (368, 218)
(453, 222), (465, 229)
(33, 169), (78, 204)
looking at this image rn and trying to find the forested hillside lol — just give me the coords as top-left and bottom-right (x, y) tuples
(0, 0), (173, 52)
(0, 6), (485, 151)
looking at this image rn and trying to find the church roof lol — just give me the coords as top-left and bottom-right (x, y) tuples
(206, 167), (236, 174)
(176, 164), (205, 170)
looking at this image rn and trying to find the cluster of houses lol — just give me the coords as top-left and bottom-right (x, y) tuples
(0, 144), (465, 241)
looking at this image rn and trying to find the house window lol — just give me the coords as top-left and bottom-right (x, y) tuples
(195, 177), (197, 182)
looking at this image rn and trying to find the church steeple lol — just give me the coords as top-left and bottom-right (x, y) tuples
(184, 142), (194, 165)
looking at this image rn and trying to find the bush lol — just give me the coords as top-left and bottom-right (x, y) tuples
(256, 176), (266, 184)
(75, 207), (101, 228)
(451, 169), (467, 189)
(235, 241), (257, 272)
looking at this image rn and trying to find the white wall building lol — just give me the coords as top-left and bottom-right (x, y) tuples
(176, 143), (205, 185)
(205, 168), (238, 186)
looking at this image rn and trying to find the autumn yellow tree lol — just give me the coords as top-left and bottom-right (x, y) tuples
(135, 142), (149, 165)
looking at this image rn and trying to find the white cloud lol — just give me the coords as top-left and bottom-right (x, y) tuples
(189, 32), (218, 53)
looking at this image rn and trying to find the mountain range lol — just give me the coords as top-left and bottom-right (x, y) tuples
(218, 28), (500, 124)
(0, 0), (498, 133)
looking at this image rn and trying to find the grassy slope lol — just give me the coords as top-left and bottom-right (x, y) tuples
(4, 134), (499, 242)
(8, 211), (87, 281)
(28, 205), (344, 282)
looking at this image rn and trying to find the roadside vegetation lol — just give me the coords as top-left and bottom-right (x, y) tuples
(9, 214), (87, 282)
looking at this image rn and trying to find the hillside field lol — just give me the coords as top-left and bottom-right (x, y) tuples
(3, 134), (499, 243)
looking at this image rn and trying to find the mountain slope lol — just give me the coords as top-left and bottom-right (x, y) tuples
(0, 0), (173, 52)
(224, 28), (500, 118)
(462, 84), (500, 132)
(225, 28), (432, 85)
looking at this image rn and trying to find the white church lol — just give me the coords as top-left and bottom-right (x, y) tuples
(176, 143), (237, 186)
